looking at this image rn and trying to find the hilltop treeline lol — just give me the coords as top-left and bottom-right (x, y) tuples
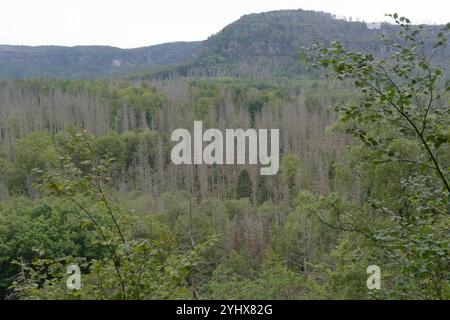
(2, 10), (449, 80)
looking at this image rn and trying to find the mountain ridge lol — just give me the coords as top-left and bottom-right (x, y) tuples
(0, 41), (201, 79)
(1, 9), (448, 79)
(132, 9), (449, 80)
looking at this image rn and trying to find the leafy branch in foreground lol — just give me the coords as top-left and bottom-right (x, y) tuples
(11, 127), (215, 300)
(313, 15), (450, 198)
(309, 14), (450, 299)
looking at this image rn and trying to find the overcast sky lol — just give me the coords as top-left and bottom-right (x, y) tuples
(1, 0), (449, 48)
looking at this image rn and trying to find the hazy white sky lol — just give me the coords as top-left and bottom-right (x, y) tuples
(1, 0), (449, 48)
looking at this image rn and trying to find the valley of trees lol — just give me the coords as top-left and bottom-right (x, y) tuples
(0, 11), (448, 300)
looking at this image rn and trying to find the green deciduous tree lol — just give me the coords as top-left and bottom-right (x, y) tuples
(312, 15), (450, 299)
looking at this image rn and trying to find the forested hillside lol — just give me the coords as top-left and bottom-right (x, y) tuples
(2, 10), (448, 80)
(0, 10), (448, 300)
(133, 10), (450, 79)
(0, 41), (200, 79)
